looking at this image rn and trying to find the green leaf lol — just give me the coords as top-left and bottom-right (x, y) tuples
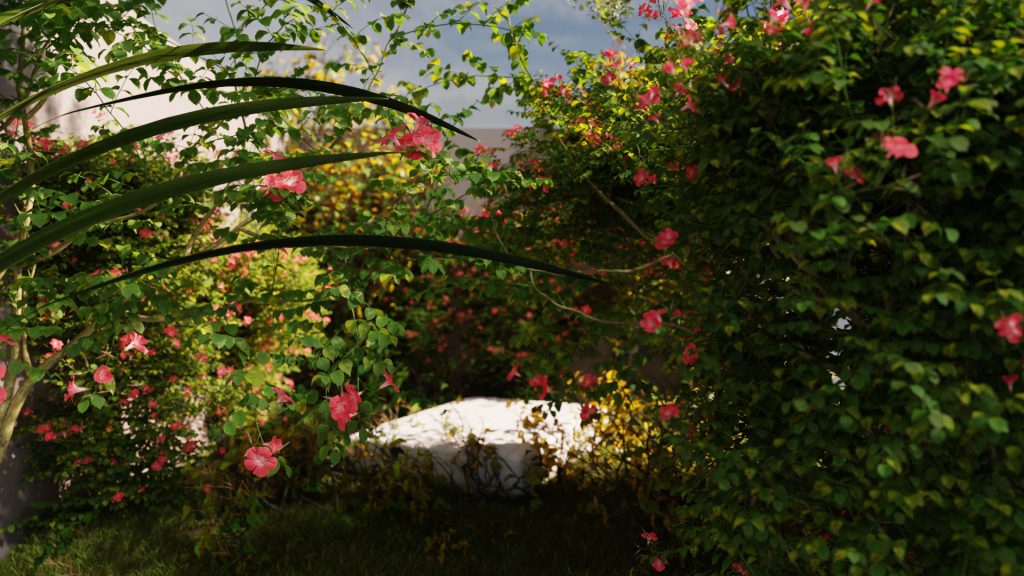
(67, 77), (475, 140)
(988, 417), (1010, 434)
(0, 153), (388, 271)
(89, 394), (106, 409)
(77, 399), (90, 414)
(2, 96), (359, 202)
(80, 234), (598, 295)
(0, 42), (318, 121)
(0, 0), (71, 27)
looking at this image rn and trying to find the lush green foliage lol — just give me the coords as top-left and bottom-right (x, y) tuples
(472, 0), (1024, 573)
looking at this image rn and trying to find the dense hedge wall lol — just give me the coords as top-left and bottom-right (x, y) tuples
(489, 0), (1024, 573)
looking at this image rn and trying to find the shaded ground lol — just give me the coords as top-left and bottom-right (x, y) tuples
(0, 487), (641, 576)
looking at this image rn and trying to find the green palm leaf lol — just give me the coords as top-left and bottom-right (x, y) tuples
(0, 152), (388, 271)
(82, 235), (596, 293)
(0, 42), (317, 121)
(4, 95), (366, 202)
(0, 0), (70, 26)
(62, 77), (474, 139)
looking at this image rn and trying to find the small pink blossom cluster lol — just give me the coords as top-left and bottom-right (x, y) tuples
(929, 65), (966, 107)
(383, 113), (444, 160)
(260, 150), (307, 202)
(994, 312), (1023, 392)
(328, 384), (362, 430)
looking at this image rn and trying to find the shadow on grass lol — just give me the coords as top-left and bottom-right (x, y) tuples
(0, 486), (642, 576)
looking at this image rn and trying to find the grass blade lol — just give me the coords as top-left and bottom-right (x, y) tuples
(0, 42), (317, 121)
(82, 235), (597, 293)
(4, 95), (361, 202)
(0, 152), (389, 271)
(60, 77), (474, 139)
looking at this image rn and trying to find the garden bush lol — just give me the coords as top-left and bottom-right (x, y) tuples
(457, 0), (1024, 573)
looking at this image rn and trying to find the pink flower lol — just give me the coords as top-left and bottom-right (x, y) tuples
(1003, 374), (1019, 393)
(661, 256), (680, 270)
(507, 362), (521, 381)
(264, 436), (284, 455)
(49, 338), (64, 351)
(634, 169), (658, 187)
(0, 334), (14, 346)
(579, 372), (598, 390)
(927, 88), (948, 108)
(682, 94), (700, 114)
(243, 446), (278, 478)
(731, 562), (751, 575)
(0, 386), (6, 405)
(935, 65), (966, 93)
(138, 228), (155, 238)
(580, 404), (598, 421)
(275, 387), (294, 404)
(379, 371), (400, 393)
(111, 491), (125, 504)
(682, 342), (700, 366)
(638, 85), (661, 109)
(873, 84), (904, 107)
(843, 165), (866, 185)
(540, 74), (564, 97)
(384, 113), (444, 160)
(882, 135), (919, 159)
(640, 308), (666, 334)
(659, 403), (680, 421)
(503, 125), (523, 138)
(328, 384), (362, 430)
(651, 557), (667, 572)
(824, 154), (843, 174)
(150, 453), (168, 472)
(685, 164), (699, 180)
(529, 374), (550, 399)
(93, 365), (114, 384)
(119, 331), (150, 355)
(162, 325), (178, 338)
(654, 228), (679, 250)
(261, 150), (307, 198)
(994, 313), (1023, 344)
(64, 376), (89, 403)
(641, 531), (659, 543)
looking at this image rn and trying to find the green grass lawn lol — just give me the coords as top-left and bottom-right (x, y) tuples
(0, 487), (643, 575)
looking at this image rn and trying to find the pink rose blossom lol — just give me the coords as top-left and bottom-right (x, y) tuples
(659, 403), (681, 421)
(49, 338), (64, 351)
(935, 66), (966, 93)
(580, 404), (598, 421)
(261, 149), (307, 199)
(328, 384), (362, 430)
(873, 85), (904, 107)
(93, 365), (114, 384)
(265, 436), (284, 455)
(994, 313), (1023, 344)
(927, 88), (948, 108)
(243, 446), (278, 478)
(529, 374), (550, 399)
(651, 557), (667, 572)
(638, 85), (661, 109)
(882, 135), (919, 159)
(654, 228), (679, 250)
(682, 342), (700, 367)
(384, 113), (444, 160)
(640, 308), (666, 333)
(824, 154), (843, 174)
(634, 169), (658, 187)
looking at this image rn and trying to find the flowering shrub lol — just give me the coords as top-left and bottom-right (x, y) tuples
(459, 0), (1024, 573)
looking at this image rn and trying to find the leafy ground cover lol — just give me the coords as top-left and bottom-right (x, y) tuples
(0, 485), (641, 576)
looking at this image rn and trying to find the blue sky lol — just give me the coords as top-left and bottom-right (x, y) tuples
(151, 1), (625, 127)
